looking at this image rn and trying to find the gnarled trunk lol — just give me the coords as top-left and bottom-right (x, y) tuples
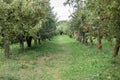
(26, 36), (32, 47)
(113, 38), (120, 57)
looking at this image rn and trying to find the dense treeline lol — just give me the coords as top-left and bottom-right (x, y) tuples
(64, 0), (120, 56)
(0, 0), (57, 58)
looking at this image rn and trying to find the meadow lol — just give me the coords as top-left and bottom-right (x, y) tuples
(0, 35), (120, 80)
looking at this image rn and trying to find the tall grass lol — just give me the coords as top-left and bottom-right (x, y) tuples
(0, 35), (120, 80)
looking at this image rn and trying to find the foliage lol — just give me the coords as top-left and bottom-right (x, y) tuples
(56, 20), (70, 35)
(65, 0), (120, 54)
(0, 0), (57, 58)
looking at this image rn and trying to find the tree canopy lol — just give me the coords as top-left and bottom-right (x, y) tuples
(65, 0), (120, 56)
(0, 0), (57, 58)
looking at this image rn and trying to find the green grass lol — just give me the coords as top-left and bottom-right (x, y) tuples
(0, 35), (120, 80)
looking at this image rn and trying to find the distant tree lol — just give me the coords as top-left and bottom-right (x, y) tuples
(56, 20), (69, 35)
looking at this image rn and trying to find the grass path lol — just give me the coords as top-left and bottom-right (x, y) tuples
(0, 35), (120, 80)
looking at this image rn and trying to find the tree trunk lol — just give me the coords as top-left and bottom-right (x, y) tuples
(20, 40), (24, 51)
(113, 38), (120, 57)
(78, 35), (82, 42)
(18, 35), (24, 51)
(26, 36), (32, 47)
(81, 32), (85, 44)
(38, 39), (41, 45)
(4, 37), (10, 58)
(97, 29), (102, 50)
(84, 36), (88, 45)
(34, 39), (37, 45)
(89, 27), (93, 47)
(90, 35), (93, 47)
(83, 33), (87, 45)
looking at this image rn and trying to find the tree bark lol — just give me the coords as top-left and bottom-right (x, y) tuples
(26, 36), (32, 47)
(82, 33), (87, 45)
(97, 29), (102, 50)
(4, 37), (10, 58)
(18, 35), (24, 51)
(113, 38), (120, 57)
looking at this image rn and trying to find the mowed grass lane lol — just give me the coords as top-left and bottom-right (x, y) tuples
(0, 35), (120, 80)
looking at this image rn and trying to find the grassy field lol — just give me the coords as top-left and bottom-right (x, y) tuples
(0, 35), (120, 80)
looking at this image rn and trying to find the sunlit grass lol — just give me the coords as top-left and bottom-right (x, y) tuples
(0, 35), (120, 80)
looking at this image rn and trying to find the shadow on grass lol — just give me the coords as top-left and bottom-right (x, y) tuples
(9, 37), (76, 61)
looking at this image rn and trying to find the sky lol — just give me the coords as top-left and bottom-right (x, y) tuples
(50, 0), (73, 21)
